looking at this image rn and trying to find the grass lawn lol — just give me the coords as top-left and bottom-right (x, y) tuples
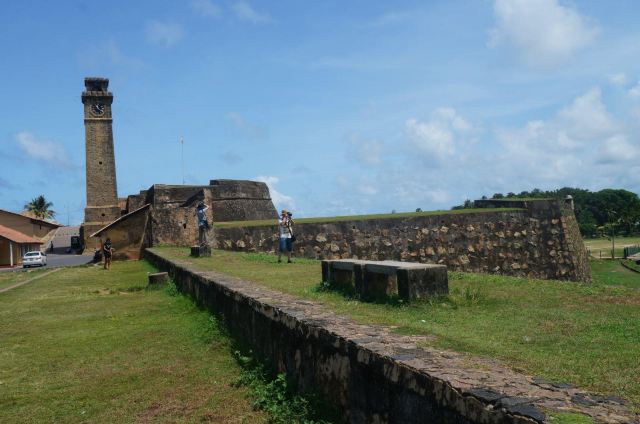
(213, 208), (522, 228)
(0, 267), (49, 290)
(0, 261), (266, 423)
(584, 236), (640, 259)
(156, 247), (640, 414)
(591, 260), (640, 287)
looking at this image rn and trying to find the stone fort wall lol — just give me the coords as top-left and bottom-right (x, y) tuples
(214, 199), (591, 282)
(144, 248), (629, 422)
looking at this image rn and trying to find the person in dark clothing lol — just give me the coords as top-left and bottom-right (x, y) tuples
(103, 238), (114, 270)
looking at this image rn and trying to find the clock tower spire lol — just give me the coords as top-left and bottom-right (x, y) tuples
(81, 77), (120, 249)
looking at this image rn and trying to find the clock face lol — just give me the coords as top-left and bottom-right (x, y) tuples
(91, 103), (105, 116)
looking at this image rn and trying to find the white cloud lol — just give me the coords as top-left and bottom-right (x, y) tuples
(145, 21), (184, 47)
(493, 87), (635, 188)
(596, 135), (640, 164)
(628, 81), (640, 98)
(405, 107), (471, 161)
(345, 133), (385, 166)
(225, 112), (268, 140)
(254, 176), (295, 211)
(231, 1), (272, 23)
(608, 73), (627, 87)
(489, 0), (598, 67)
(558, 87), (615, 139)
(77, 40), (146, 72)
(15, 132), (72, 169)
(191, 0), (221, 17)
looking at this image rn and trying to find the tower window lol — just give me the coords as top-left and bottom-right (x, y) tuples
(101, 213), (105, 217)
(99, 161), (102, 165)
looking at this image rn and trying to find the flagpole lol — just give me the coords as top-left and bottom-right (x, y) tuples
(180, 136), (185, 185)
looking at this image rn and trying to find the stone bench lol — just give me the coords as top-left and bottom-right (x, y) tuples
(322, 259), (448, 301)
(190, 245), (211, 257)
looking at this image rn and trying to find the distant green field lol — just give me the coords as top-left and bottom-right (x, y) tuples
(584, 236), (640, 259)
(156, 247), (640, 415)
(214, 208), (523, 228)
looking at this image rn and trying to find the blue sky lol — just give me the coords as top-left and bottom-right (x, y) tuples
(1, 0), (639, 224)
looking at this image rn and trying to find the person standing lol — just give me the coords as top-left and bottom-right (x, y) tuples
(103, 238), (114, 270)
(196, 202), (211, 247)
(277, 209), (294, 263)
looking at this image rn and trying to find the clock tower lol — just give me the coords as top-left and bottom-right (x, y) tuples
(81, 77), (120, 249)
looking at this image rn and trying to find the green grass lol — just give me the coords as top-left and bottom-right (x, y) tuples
(0, 261), (267, 423)
(590, 259), (640, 287)
(0, 267), (49, 290)
(548, 412), (595, 423)
(584, 236), (640, 259)
(156, 248), (640, 413)
(213, 208), (523, 228)
(621, 259), (640, 273)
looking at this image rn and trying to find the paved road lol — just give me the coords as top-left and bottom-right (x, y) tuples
(0, 254), (93, 273)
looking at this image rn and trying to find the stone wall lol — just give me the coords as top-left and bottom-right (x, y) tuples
(91, 204), (150, 260)
(214, 200), (591, 282)
(208, 179), (278, 222)
(144, 249), (631, 423)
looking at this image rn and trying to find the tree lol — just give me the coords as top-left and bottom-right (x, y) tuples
(24, 195), (55, 220)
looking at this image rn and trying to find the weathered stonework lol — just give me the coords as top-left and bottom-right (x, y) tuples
(92, 180), (278, 251)
(214, 200), (592, 282)
(81, 77), (121, 250)
(144, 249), (634, 423)
(90, 204), (150, 260)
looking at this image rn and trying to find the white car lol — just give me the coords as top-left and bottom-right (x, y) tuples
(22, 251), (47, 268)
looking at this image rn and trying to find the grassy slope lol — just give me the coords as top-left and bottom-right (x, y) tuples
(0, 268), (49, 290)
(213, 208), (522, 228)
(157, 248), (640, 412)
(0, 261), (265, 424)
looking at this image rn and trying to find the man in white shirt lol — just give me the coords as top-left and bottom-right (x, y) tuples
(277, 209), (294, 263)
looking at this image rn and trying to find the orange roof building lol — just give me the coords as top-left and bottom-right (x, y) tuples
(0, 224), (43, 267)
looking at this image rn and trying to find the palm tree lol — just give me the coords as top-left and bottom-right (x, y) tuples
(24, 195), (55, 220)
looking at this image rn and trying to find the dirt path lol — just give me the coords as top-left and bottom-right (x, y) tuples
(0, 268), (62, 294)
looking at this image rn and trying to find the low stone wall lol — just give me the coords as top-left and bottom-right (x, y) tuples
(143, 248), (633, 423)
(214, 201), (591, 282)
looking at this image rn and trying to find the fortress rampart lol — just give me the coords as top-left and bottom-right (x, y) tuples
(214, 199), (591, 282)
(143, 248), (630, 423)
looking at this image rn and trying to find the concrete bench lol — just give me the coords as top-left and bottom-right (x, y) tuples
(322, 259), (448, 301)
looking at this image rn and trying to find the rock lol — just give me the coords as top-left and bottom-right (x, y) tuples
(440, 226), (449, 233)
(330, 243), (340, 252)
(236, 240), (246, 248)
(148, 272), (169, 285)
(316, 233), (328, 242)
(511, 263), (521, 270)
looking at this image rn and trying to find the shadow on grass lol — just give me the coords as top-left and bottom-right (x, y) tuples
(314, 280), (488, 309)
(164, 279), (343, 424)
